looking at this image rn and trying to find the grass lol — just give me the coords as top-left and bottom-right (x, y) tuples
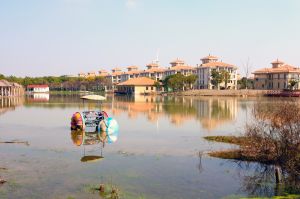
(204, 136), (271, 163)
(204, 135), (248, 146)
(239, 194), (300, 199)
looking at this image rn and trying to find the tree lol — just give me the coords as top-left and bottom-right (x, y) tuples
(242, 57), (252, 89)
(220, 70), (230, 89)
(184, 74), (197, 90)
(244, 102), (300, 186)
(211, 70), (224, 89)
(154, 81), (161, 91)
(164, 73), (185, 91)
(288, 80), (298, 90)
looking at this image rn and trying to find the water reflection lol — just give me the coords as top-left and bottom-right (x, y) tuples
(71, 130), (119, 163)
(0, 97), (24, 116)
(236, 162), (300, 198)
(194, 98), (238, 130)
(23, 94), (240, 130)
(27, 93), (50, 102)
(106, 95), (239, 130)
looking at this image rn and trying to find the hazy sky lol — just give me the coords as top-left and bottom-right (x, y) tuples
(1, 0), (300, 77)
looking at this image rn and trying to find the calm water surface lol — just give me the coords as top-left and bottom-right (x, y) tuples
(0, 95), (292, 199)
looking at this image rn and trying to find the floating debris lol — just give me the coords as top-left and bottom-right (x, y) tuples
(99, 184), (105, 193)
(0, 140), (29, 146)
(80, 95), (106, 101)
(0, 178), (7, 184)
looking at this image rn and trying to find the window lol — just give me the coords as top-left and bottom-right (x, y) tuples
(151, 87), (153, 90)
(146, 86), (148, 90)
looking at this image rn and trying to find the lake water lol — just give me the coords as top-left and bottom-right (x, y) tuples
(0, 94), (295, 199)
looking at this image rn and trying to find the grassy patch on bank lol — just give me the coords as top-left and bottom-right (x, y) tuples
(204, 135), (248, 145)
(204, 136), (270, 163)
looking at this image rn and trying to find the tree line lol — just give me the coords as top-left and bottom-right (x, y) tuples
(0, 74), (111, 91)
(162, 73), (197, 91)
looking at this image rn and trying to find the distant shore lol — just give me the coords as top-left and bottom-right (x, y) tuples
(167, 89), (269, 97)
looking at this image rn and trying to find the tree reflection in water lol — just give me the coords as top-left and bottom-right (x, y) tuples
(235, 161), (300, 198)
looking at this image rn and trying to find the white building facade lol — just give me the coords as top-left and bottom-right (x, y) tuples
(197, 55), (238, 89)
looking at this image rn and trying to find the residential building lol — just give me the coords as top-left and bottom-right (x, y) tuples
(98, 70), (109, 77)
(120, 66), (141, 82)
(164, 58), (196, 77)
(27, 85), (50, 93)
(86, 71), (97, 78)
(140, 62), (165, 81)
(253, 59), (300, 90)
(197, 55), (238, 89)
(106, 68), (124, 85)
(116, 77), (162, 95)
(78, 72), (86, 78)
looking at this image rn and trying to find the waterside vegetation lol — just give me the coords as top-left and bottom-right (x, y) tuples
(0, 74), (111, 91)
(204, 101), (300, 193)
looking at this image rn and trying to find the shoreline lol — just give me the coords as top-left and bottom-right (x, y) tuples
(167, 89), (271, 97)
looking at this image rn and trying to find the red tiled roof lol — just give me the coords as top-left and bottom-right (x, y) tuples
(127, 65), (139, 69)
(201, 55), (219, 60)
(271, 59), (284, 64)
(146, 62), (159, 67)
(201, 62), (235, 68)
(253, 64), (300, 74)
(141, 68), (165, 74)
(117, 77), (156, 86)
(166, 65), (195, 71)
(170, 58), (185, 64)
(27, 84), (49, 88)
(112, 67), (122, 71)
(123, 70), (142, 75)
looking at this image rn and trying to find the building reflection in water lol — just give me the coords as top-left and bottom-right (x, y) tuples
(194, 97), (238, 130)
(17, 94), (239, 131)
(27, 93), (50, 102)
(103, 95), (238, 130)
(0, 97), (24, 116)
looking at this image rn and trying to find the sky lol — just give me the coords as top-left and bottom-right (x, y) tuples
(0, 0), (300, 77)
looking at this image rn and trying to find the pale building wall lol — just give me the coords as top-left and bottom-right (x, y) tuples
(197, 67), (238, 89)
(32, 87), (49, 93)
(254, 73), (300, 90)
(116, 85), (159, 95)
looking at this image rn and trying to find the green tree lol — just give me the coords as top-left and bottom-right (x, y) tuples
(211, 70), (224, 89)
(154, 81), (161, 91)
(220, 70), (230, 89)
(289, 79), (298, 90)
(163, 73), (185, 91)
(184, 74), (197, 90)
